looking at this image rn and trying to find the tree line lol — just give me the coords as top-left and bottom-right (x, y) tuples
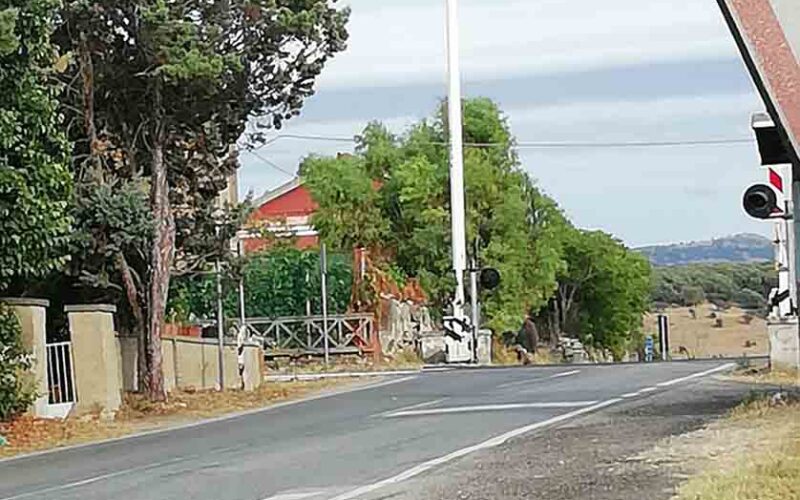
(650, 262), (775, 311)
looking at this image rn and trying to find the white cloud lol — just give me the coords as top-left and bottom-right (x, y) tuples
(320, 0), (739, 88)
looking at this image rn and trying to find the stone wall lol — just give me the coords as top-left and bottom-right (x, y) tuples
(119, 335), (264, 392)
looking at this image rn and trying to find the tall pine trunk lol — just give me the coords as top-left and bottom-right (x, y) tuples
(146, 134), (174, 401)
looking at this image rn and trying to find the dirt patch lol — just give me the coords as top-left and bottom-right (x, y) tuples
(646, 304), (768, 359)
(266, 349), (423, 375)
(0, 378), (355, 459)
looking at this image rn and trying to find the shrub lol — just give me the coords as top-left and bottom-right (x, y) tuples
(0, 304), (36, 421)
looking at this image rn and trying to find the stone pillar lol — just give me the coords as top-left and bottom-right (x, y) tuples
(476, 329), (493, 365)
(1, 298), (49, 416)
(768, 317), (800, 372)
(66, 305), (122, 418)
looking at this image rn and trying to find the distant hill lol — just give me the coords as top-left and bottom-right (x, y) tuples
(636, 233), (773, 266)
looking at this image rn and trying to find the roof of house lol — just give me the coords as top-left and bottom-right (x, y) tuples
(252, 176), (304, 208)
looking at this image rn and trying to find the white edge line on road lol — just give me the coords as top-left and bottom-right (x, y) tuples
(0, 376), (417, 466)
(0, 454), (192, 500)
(383, 401), (599, 418)
(548, 369), (581, 379)
(497, 369), (580, 389)
(260, 491), (324, 500)
(375, 399), (447, 418)
(328, 398), (622, 500)
(266, 370), (422, 382)
(328, 362), (739, 500)
(620, 392), (639, 398)
(638, 387), (658, 394)
(656, 363), (737, 388)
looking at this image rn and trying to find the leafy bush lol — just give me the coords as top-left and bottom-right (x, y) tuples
(168, 247), (353, 321)
(0, 304), (35, 421)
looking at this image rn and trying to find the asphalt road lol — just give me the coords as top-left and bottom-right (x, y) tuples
(0, 361), (737, 500)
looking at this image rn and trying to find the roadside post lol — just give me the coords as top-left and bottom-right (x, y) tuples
(657, 315), (670, 361)
(216, 260), (225, 390)
(320, 243), (330, 367)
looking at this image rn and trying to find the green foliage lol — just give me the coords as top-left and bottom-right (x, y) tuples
(0, 304), (35, 421)
(651, 262), (774, 309)
(303, 155), (388, 251)
(168, 247), (352, 321)
(681, 285), (706, 307)
(0, 0), (72, 292)
(305, 98), (570, 333)
(560, 230), (652, 359)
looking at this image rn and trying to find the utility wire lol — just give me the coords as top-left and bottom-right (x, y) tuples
(241, 148), (296, 177)
(254, 133), (754, 150)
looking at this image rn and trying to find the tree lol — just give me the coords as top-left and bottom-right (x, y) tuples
(0, 0), (72, 292)
(305, 98), (569, 333)
(0, 304), (36, 420)
(681, 285), (705, 306)
(55, 0), (349, 400)
(556, 230), (651, 359)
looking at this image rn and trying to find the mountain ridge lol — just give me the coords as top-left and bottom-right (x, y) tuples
(636, 233), (773, 266)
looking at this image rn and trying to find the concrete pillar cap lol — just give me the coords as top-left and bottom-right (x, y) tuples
(65, 304), (117, 313)
(0, 297), (50, 307)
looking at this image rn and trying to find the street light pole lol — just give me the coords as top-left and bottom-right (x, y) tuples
(446, 0), (467, 321)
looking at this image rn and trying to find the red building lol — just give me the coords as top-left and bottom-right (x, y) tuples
(242, 177), (320, 253)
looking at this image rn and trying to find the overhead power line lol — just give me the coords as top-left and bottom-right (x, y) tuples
(241, 149), (296, 177)
(256, 133), (755, 150)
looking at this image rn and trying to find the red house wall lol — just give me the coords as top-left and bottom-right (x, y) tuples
(249, 185), (317, 223)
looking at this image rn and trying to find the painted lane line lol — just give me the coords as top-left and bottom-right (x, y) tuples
(0, 375), (417, 466)
(328, 398), (622, 500)
(656, 363), (736, 387)
(0, 455), (192, 500)
(261, 491), (324, 500)
(374, 399), (447, 418)
(498, 369), (581, 389)
(383, 401), (598, 418)
(638, 387), (658, 394)
(620, 392), (639, 398)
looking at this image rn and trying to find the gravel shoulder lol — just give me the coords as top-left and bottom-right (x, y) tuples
(363, 377), (764, 500)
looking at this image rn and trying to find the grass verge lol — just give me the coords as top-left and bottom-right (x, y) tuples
(676, 393), (800, 500)
(640, 388), (800, 500)
(0, 378), (355, 459)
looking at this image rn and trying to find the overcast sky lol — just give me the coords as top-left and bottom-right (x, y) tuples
(238, 0), (771, 247)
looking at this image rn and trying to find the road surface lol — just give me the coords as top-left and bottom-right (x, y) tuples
(0, 361), (739, 500)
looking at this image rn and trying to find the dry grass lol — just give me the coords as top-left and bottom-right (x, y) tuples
(638, 393), (800, 500)
(646, 303), (768, 359)
(492, 340), (559, 366)
(726, 367), (800, 388)
(0, 379), (354, 459)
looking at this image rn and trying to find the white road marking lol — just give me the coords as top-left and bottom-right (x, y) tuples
(383, 401), (598, 418)
(498, 369), (580, 389)
(329, 363), (739, 500)
(620, 392), (639, 398)
(656, 363), (736, 387)
(328, 398), (623, 500)
(374, 398), (447, 418)
(261, 491), (324, 500)
(0, 455), (191, 500)
(638, 387), (658, 394)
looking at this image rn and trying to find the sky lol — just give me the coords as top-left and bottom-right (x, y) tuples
(237, 0), (772, 247)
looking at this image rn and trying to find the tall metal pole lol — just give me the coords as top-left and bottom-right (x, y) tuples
(446, 0), (467, 320)
(470, 259), (479, 363)
(215, 260), (225, 390)
(320, 243), (330, 367)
